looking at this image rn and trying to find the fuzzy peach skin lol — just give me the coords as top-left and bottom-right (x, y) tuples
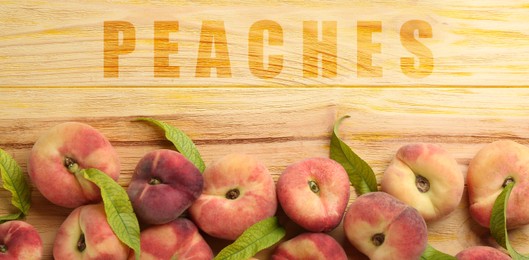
(276, 157), (350, 232)
(0, 221), (43, 260)
(467, 140), (529, 229)
(28, 122), (120, 208)
(272, 232), (347, 260)
(343, 192), (428, 260)
(128, 218), (213, 260)
(189, 153), (277, 240)
(381, 143), (464, 221)
(127, 149), (203, 225)
(53, 204), (130, 259)
(455, 246), (511, 260)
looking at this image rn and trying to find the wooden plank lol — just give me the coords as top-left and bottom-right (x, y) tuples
(2, 0), (529, 259)
(1, 87), (529, 258)
(1, 1), (529, 86)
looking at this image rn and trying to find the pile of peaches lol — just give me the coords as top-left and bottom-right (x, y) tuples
(1, 120), (527, 259)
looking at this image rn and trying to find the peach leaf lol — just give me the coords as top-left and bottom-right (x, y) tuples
(330, 115), (378, 196)
(0, 148), (31, 221)
(214, 216), (285, 260)
(420, 244), (456, 260)
(83, 168), (141, 260)
(136, 118), (206, 173)
(490, 181), (529, 260)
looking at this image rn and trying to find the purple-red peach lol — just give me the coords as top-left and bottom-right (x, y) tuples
(127, 149), (203, 225)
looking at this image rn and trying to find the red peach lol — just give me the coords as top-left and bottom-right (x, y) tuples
(381, 143), (464, 221)
(468, 140), (529, 229)
(28, 122), (120, 208)
(456, 246), (511, 260)
(0, 221), (42, 260)
(53, 203), (130, 259)
(189, 153), (277, 240)
(276, 157), (350, 232)
(343, 192), (428, 260)
(272, 232), (347, 260)
(129, 218), (213, 260)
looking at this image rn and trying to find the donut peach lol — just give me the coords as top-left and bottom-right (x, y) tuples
(456, 246), (510, 260)
(381, 143), (464, 221)
(467, 140), (529, 229)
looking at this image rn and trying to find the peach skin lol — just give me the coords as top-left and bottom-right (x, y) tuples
(343, 192), (428, 260)
(381, 143), (464, 221)
(189, 153), (277, 240)
(467, 140), (529, 229)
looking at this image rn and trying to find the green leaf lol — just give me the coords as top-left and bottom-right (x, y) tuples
(82, 168), (141, 259)
(490, 181), (529, 260)
(330, 115), (378, 195)
(136, 118), (206, 173)
(0, 148), (31, 220)
(214, 217), (286, 260)
(0, 212), (24, 223)
(420, 244), (456, 260)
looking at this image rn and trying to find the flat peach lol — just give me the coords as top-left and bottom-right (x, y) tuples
(456, 246), (510, 260)
(0, 221), (43, 260)
(28, 122), (120, 208)
(381, 143), (463, 221)
(343, 192), (428, 260)
(130, 218), (213, 260)
(276, 157), (350, 232)
(468, 140), (529, 229)
(272, 232), (347, 260)
(127, 149), (203, 225)
(53, 203), (130, 259)
(189, 153), (277, 240)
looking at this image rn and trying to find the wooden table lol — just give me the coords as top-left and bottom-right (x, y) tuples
(1, 1), (529, 259)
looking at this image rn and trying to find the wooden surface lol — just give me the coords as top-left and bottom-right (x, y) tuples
(2, 1), (529, 259)
(2, 1), (529, 87)
(1, 88), (529, 259)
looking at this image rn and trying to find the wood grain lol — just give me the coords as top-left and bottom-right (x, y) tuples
(2, 1), (529, 86)
(2, 0), (529, 259)
(1, 87), (529, 259)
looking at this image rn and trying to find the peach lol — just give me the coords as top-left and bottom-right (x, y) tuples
(127, 149), (203, 225)
(276, 157), (350, 232)
(53, 203), (130, 259)
(0, 221), (42, 260)
(467, 140), (529, 229)
(189, 153), (277, 240)
(343, 192), (428, 260)
(28, 122), (120, 208)
(271, 232), (347, 260)
(129, 218), (213, 260)
(456, 246), (511, 260)
(381, 143), (464, 221)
